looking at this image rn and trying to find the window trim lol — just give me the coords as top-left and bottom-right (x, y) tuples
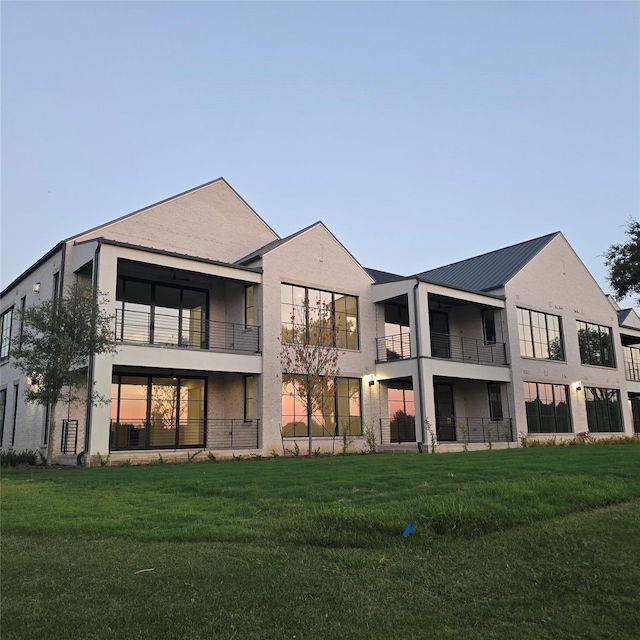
(244, 375), (254, 422)
(281, 374), (362, 437)
(517, 307), (565, 361)
(1, 307), (14, 362)
(584, 386), (623, 433)
(523, 381), (572, 434)
(281, 283), (360, 350)
(577, 321), (616, 368)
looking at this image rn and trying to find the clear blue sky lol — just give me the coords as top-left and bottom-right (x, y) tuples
(2, 2), (638, 307)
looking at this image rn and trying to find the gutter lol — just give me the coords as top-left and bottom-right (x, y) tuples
(78, 241), (101, 466)
(413, 280), (426, 450)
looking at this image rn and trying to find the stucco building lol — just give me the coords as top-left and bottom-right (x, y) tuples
(1, 178), (638, 463)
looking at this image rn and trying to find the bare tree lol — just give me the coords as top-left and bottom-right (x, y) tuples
(280, 292), (341, 455)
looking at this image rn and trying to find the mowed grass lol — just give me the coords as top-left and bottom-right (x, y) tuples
(2, 446), (640, 640)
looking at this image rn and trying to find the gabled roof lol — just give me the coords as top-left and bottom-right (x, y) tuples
(413, 232), (560, 292)
(235, 222), (316, 265)
(618, 308), (640, 330)
(366, 267), (406, 284)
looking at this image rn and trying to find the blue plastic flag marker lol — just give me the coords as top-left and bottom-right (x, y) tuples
(402, 523), (414, 538)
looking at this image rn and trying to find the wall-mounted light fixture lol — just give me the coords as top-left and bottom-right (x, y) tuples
(368, 374), (375, 387)
(33, 282), (41, 293)
(574, 381), (583, 392)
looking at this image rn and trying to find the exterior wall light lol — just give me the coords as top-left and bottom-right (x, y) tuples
(33, 283), (41, 293)
(575, 381), (582, 392)
(368, 374), (375, 387)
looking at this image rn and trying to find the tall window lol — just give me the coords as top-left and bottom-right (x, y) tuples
(623, 346), (640, 381)
(116, 278), (208, 348)
(0, 389), (6, 448)
(245, 286), (255, 327)
(482, 310), (497, 345)
(488, 383), (503, 420)
(110, 374), (206, 449)
(584, 387), (623, 432)
(281, 375), (361, 437)
(18, 297), (26, 351)
(11, 384), (19, 447)
(384, 303), (411, 359)
(523, 382), (572, 433)
(281, 284), (359, 350)
(52, 272), (60, 298)
(517, 308), (564, 360)
(578, 322), (615, 368)
(244, 375), (254, 422)
(1, 308), (13, 362)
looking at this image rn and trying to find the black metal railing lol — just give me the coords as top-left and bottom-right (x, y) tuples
(109, 418), (259, 451)
(61, 419), (79, 454)
(431, 332), (507, 365)
(380, 417), (417, 443)
(114, 309), (260, 353)
(380, 416), (513, 445)
(376, 333), (412, 362)
(436, 417), (513, 443)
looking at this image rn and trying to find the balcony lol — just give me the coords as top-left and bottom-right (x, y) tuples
(379, 416), (513, 445)
(376, 333), (412, 362)
(431, 332), (507, 366)
(109, 418), (260, 451)
(115, 309), (260, 353)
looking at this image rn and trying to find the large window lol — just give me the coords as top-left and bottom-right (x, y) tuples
(282, 375), (361, 437)
(281, 284), (359, 350)
(577, 321), (615, 368)
(517, 308), (564, 360)
(245, 286), (255, 327)
(116, 278), (208, 348)
(523, 382), (572, 433)
(624, 346), (640, 381)
(1, 308), (13, 362)
(110, 374), (206, 449)
(584, 387), (623, 432)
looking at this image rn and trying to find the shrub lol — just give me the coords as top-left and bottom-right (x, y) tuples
(0, 449), (40, 467)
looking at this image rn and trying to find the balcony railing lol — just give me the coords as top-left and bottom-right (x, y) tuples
(376, 333), (412, 362)
(379, 416), (512, 445)
(114, 309), (260, 353)
(436, 417), (513, 443)
(431, 332), (507, 366)
(109, 418), (259, 451)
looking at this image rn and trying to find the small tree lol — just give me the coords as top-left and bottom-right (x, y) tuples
(280, 293), (341, 456)
(604, 219), (640, 306)
(10, 279), (116, 461)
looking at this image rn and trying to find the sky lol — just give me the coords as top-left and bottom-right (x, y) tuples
(2, 1), (639, 307)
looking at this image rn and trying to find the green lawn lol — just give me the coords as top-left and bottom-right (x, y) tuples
(2, 446), (640, 639)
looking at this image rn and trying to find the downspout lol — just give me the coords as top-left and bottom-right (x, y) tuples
(78, 241), (101, 466)
(413, 280), (426, 450)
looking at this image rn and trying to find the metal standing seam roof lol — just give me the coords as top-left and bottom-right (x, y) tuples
(412, 232), (560, 293)
(365, 267), (407, 284)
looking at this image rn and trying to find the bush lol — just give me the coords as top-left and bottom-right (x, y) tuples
(0, 449), (40, 467)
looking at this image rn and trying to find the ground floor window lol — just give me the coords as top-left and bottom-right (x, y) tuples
(584, 387), (623, 433)
(282, 375), (361, 437)
(110, 374), (206, 449)
(524, 382), (572, 433)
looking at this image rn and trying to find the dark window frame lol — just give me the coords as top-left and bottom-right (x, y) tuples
(110, 373), (207, 450)
(523, 381), (572, 433)
(11, 383), (19, 447)
(584, 387), (623, 433)
(517, 307), (565, 361)
(578, 321), (616, 368)
(0, 388), (6, 448)
(281, 283), (359, 350)
(488, 383), (504, 421)
(116, 276), (209, 348)
(1, 307), (14, 362)
(281, 375), (362, 437)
